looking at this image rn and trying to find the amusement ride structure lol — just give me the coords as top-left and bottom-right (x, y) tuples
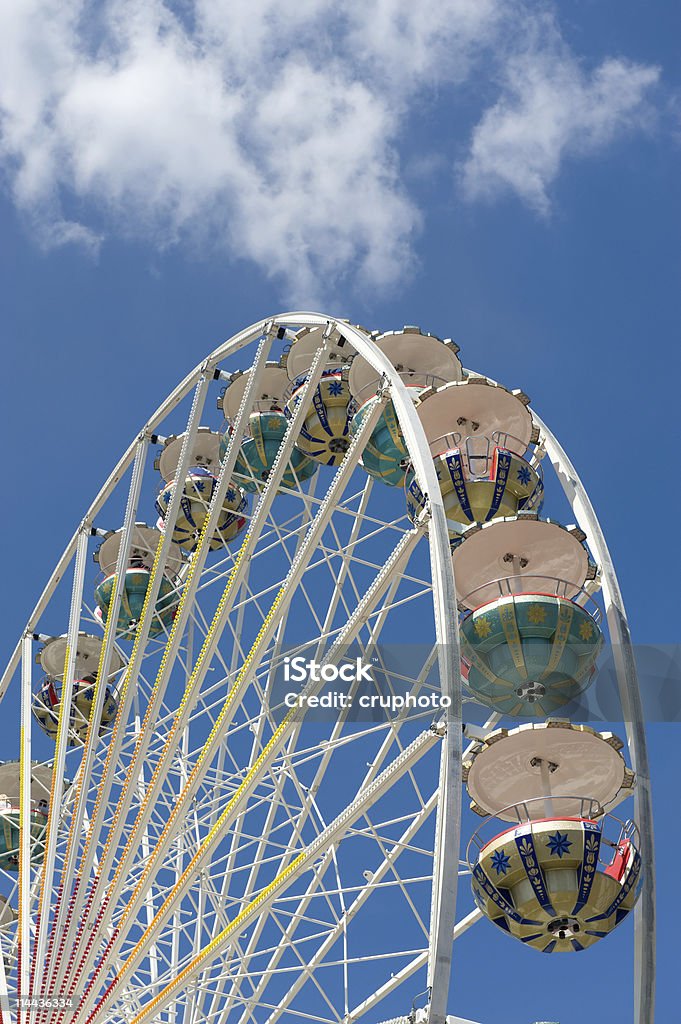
(0, 314), (654, 1024)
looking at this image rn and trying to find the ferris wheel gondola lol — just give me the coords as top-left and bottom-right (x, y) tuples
(405, 379), (544, 539)
(452, 516), (603, 716)
(31, 633), (122, 745)
(0, 762), (54, 871)
(219, 362), (318, 490)
(93, 524), (183, 639)
(283, 325), (356, 465)
(154, 428), (248, 550)
(348, 327), (463, 487)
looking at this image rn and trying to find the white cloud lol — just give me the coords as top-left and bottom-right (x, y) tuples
(345, 0), (502, 89)
(0, 1), (661, 300)
(460, 18), (660, 214)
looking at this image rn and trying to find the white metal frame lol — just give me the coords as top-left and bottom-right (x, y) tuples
(0, 313), (653, 1024)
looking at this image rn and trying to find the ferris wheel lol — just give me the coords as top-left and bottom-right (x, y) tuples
(0, 314), (654, 1024)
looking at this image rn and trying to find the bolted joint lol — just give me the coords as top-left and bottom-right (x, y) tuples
(415, 497), (432, 527)
(77, 517), (93, 536)
(375, 373), (393, 401)
(144, 428), (167, 446)
(322, 319), (338, 342)
(462, 722), (489, 742)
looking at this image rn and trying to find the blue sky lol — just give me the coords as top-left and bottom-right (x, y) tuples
(0, 1), (679, 1021)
